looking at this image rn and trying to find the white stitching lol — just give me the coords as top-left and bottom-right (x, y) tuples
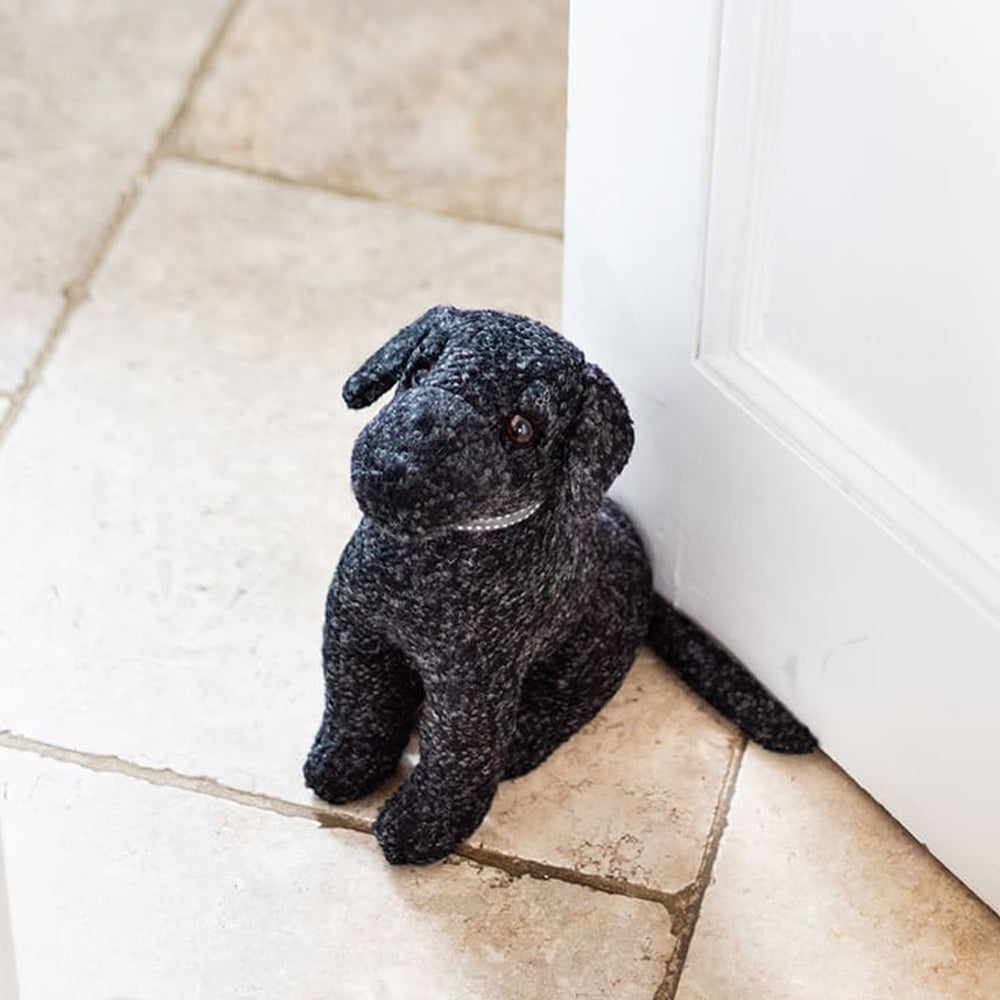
(453, 500), (543, 533)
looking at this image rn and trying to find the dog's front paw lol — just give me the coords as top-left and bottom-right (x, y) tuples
(303, 732), (399, 804)
(373, 771), (495, 865)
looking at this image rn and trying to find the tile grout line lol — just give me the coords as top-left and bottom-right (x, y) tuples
(156, 0), (248, 151)
(452, 843), (681, 908)
(0, 728), (688, 911)
(0, 0), (247, 452)
(165, 150), (565, 241)
(653, 736), (747, 1000)
(0, 729), (371, 832)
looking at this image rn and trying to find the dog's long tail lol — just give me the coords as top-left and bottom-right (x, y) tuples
(646, 592), (817, 754)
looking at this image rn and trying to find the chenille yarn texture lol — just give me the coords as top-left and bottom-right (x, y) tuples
(304, 306), (816, 865)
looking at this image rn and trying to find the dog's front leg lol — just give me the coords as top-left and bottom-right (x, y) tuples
(373, 659), (520, 865)
(304, 614), (422, 804)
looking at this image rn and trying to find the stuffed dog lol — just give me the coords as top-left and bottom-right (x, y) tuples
(304, 306), (815, 865)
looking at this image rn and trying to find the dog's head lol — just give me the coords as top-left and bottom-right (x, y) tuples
(344, 306), (633, 540)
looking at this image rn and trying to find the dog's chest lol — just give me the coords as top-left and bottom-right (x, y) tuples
(341, 520), (580, 656)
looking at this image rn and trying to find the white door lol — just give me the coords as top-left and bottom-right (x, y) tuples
(564, 0), (1000, 912)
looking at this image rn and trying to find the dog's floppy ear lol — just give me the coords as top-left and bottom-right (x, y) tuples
(342, 305), (453, 409)
(559, 363), (634, 516)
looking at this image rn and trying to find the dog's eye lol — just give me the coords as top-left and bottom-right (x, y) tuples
(505, 412), (536, 446)
(410, 361), (432, 386)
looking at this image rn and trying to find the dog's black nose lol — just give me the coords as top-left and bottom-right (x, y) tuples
(413, 409), (435, 436)
(381, 455), (415, 486)
(364, 401), (443, 488)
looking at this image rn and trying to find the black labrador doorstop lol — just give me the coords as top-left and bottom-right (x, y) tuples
(304, 306), (815, 865)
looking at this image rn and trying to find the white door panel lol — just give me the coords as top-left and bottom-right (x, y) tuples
(564, 0), (1000, 911)
(701, 0), (1000, 605)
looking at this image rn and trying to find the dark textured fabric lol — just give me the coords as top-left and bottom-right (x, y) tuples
(646, 594), (816, 754)
(304, 307), (815, 865)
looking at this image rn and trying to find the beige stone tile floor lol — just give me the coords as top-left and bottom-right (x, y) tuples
(171, 0), (568, 234)
(675, 749), (1000, 1000)
(0, 0), (232, 395)
(1, 748), (672, 1000)
(1, 3), (999, 998)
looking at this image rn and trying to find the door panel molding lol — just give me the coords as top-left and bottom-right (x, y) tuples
(695, 0), (1000, 622)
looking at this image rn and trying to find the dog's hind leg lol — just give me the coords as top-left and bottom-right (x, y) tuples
(304, 623), (422, 805)
(502, 616), (645, 781)
(503, 510), (650, 781)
